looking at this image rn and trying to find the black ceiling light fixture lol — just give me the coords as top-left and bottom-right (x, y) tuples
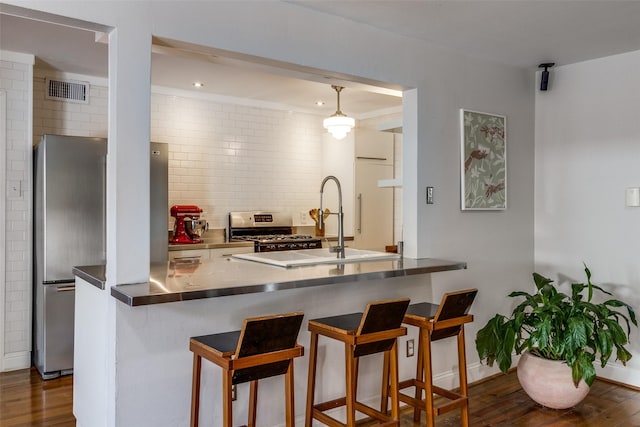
(538, 63), (555, 91)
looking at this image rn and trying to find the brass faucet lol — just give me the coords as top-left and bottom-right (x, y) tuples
(318, 175), (345, 259)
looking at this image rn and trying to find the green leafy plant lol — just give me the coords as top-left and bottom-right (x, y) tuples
(476, 265), (637, 387)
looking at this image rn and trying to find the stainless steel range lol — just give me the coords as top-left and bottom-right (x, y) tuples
(229, 211), (322, 252)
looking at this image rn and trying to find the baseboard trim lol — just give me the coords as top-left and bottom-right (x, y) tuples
(2, 351), (31, 372)
(596, 363), (640, 389)
(467, 355), (640, 390)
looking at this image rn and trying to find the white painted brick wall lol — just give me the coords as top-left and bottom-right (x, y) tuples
(2, 58), (31, 357)
(152, 93), (324, 228)
(33, 69), (108, 141)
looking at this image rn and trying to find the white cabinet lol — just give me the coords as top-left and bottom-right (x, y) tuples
(209, 246), (253, 258)
(353, 130), (394, 251)
(355, 129), (393, 164)
(168, 249), (209, 261)
(354, 162), (394, 251)
(169, 246), (253, 261)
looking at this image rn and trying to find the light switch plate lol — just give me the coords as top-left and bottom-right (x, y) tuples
(626, 188), (640, 207)
(426, 186), (434, 204)
(7, 180), (22, 199)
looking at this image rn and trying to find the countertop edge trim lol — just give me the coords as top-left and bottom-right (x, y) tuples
(73, 266), (106, 290)
(110, 260), (467, 307)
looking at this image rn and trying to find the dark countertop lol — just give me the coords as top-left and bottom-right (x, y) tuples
(71, 256), (466, 307)
(73, 265), (107, 289)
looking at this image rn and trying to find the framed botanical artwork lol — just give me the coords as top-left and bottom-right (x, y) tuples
(460, 109), (507, 210)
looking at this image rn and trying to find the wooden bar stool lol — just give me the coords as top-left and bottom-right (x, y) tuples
(189, 311), (305, 427)
(382, 289), (477, 427)
(305, 298), (410, 427)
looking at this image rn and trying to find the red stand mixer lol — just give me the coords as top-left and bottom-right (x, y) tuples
(170, 205), (206, 244)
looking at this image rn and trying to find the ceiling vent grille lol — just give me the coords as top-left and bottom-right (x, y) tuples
(45, 78), (90, 104)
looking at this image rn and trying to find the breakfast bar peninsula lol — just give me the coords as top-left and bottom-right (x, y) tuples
(72, 254), (466, 427)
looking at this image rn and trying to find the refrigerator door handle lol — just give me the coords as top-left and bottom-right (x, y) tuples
(43, 279), (76, 285)
(56, 285), (76, 292)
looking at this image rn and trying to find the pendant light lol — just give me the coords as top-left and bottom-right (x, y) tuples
(323, 85), (355, 140)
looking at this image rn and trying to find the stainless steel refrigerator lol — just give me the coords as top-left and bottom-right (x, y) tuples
(33, 135), (168, 379)
(33, 134), (107, 379)
(150, 141), (168, 263)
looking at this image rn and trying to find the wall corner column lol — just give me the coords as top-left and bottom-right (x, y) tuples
(73, 22), (152, 427)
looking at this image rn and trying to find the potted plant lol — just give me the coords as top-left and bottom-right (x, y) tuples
(476, 265), (637, 408)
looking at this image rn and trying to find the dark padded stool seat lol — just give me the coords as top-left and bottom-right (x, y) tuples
(305, 298), (410, 427)
(308, 312), (363, 331)
(190, 312), (305, 427)
(405, 302), (440, 319)
(192, 330), (240, 354)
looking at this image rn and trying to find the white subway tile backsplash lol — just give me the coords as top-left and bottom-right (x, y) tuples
(150, 91), (325, 228)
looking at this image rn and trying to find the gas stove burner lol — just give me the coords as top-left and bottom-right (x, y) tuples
(234, 234), (316, 243)
(286, 234), (315, 241)
(267, 234), (314, 242)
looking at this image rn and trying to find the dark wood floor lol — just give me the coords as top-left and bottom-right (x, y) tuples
(0, 368), (74, 426)
(400, 373), (640, 427)
(1, 368), (639, 426)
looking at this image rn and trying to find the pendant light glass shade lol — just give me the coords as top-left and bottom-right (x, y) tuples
(324, 85), (355, 140)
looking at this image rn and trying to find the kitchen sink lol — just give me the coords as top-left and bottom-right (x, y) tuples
(232, 248), (400, 268)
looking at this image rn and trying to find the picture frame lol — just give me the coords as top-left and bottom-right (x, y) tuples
(460, 109), (507, 210)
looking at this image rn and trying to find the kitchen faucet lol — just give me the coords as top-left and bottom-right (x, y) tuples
(318, 175), (345, 259)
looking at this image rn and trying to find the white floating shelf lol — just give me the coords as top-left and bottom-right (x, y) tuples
(378, 178), (402, 188)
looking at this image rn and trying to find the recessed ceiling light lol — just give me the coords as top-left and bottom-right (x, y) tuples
(316, 101), (325, 106)
(193, 82), (204, 88)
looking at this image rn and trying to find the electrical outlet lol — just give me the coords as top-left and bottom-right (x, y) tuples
(232, 384), (237, 401)
(299, 211), (314, 226)
(406, 339), (415, 357)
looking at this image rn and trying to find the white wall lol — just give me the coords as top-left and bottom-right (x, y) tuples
(535, 50), (640, 386)
(0, 50), (33, 372)
(403, 57), (535, 379)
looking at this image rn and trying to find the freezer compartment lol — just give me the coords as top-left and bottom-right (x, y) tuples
(33, 282), (75, 379)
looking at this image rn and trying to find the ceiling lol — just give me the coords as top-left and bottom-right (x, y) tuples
(0, 10), (403, 118)
(2, 1), (640, 117)
(293, 0), (640, 69)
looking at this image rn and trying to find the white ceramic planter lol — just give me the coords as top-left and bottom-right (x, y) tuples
(516, 351), (591, 409)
